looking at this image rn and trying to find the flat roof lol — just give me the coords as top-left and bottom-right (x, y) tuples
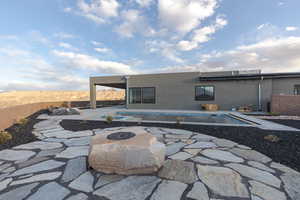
(199, 72), (300, 81)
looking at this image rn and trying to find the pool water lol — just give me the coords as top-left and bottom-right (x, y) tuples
(116, 111), (249, 125)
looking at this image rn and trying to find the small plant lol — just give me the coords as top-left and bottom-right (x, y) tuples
(264, 134), (280, 143)
(17, 118), (28, 126)
(175, 117), (184, 126)
(105, 115), (113, 124)
(269, 112), (280, 116)
(0, 131), (12, 144)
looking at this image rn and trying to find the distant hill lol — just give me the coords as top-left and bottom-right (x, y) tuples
(0, 90), (125, 109)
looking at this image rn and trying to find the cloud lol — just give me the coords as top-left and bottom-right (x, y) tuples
(91, 41), (102, 46)
(159, 37), (300, 73)
(58, 42), (79, 51)
(135, 0), (153, 7)
(52, 50), (137, 74)
(76, 0), (119, 24)
(158, 0), (218, 34)
(94, 47), (110, 53)
(177, 15), (227, 51)
(146, 40), (184, 63)
(285, 26), (298, 31)
(54, 32), (76, 39)
(115, 9), (155, 38)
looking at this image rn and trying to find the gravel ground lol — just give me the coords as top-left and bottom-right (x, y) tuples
(61, 119), (300, 172)
(0, 110), (45, 150)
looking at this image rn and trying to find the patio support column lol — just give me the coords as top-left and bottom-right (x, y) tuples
(124, 76), (130, 109)
(90, 80), (97, 109)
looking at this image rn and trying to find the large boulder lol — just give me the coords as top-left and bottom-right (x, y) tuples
(50, 107), (80, 115)
(88, 127), (165, 175)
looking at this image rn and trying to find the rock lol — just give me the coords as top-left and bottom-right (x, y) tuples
(150, 180), (187, 200)
(69, 171), (94, 193)
(166, 142), (186, 156)
(166, 134), (191, 139)
(191, 156), (219, 164)
(158, 160), (198, 184)
(226, 163), (281, 188)
(13, 141), (62, 150)
(236, 144), (251, 150)
(11, 172), (62, 186)
(0, 183), (39, 200)
(56, 146), (89, 159)
(146, 127), (167, 135)
(61, 157), (87, 183)
(201, 149), (244, 163)
(270, 162), (300, 174)
(184, 148), (202, 155)
(248, 161), (276, 173)
(51, 107), (80, 115)
(36, 148), (64, 157)
(229, 148), (272, 163)
(162, 128), (193, 135)
(89, 127), (165, 175)
(192, 134), (216, 141)
(169, 152), (193, 160)
(10, 160), (65, 177)
(43, 130), (93, 139)
(2, 166), (15, 173)
(213, 138), (238, 148)
(280, 172), (300, 200)
(95, 174), (125, 188)
(34, 119), (60, 130)
(63, 137), (91, 146)
(249, 181), (286, 200)
(17, 156), (50, 168)
(94, 176), (160, 200)
(251, 195), (264, 200)
(0, 149), (35, 161)
(197, 165), (249, 198)
(65, 193), (88, 200)
(27, 182), (70, 200)
(187, 181), (209, 200)
(0, 178), (13, 192)
(185, 141), (217, 149)
(0, 163), (12, 171)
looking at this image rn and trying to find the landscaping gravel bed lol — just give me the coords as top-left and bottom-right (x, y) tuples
(0, 110), (45, 151)
(61, 119), (300, 172)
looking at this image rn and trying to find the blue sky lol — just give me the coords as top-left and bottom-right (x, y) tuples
(0, 0), (300, 91)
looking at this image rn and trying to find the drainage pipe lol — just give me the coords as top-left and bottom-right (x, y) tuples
(124, 76), (130, 109)
(258, 76), (263, 111)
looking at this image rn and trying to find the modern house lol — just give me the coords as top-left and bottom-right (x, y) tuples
(90, 70), (300, 111)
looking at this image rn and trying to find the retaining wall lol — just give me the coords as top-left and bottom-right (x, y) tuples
(271, 95), (300, 116)
(0, 100), (124, 131)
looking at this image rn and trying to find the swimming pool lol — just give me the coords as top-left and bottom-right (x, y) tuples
(115, 111), (251, 125)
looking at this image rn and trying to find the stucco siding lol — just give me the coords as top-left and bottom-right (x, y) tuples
(272, 78), (300, 95)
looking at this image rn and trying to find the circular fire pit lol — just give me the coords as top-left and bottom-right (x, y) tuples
(88, 127), (165, 175)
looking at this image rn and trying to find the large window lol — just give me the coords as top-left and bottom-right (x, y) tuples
(294, 85), (300, 95)
(129, 87), (155, 104)
(195, 86), (215, 101)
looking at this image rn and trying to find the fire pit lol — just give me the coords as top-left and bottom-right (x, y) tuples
(88, 127), (165, 175)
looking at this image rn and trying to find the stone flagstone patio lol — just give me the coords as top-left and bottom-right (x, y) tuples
(0, 118), (300, 200)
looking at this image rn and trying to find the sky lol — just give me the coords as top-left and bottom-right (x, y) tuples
(0, 0), (300, 91)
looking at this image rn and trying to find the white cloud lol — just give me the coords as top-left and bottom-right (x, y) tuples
(177, 16), (227, 51)
(52, 50), (137, 74)
(115, 9), (155, 38)
(76, 0), (119, 24)
(58, 42), (79, 51)
(158, 0), (218, 34)
(159, 37), (300, 73)
(94, 47), (110, 53)
(64, 7), (72, 12)
(135, 0), (153, 7)
(91, 41), (102, 46)
(54, 32), (76, 39)
(286, 26), (298, 31)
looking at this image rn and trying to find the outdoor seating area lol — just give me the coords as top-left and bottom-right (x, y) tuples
(0, 110), (300, 200)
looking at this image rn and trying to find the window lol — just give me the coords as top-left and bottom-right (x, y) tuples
(129, 87), (155, 104)
(294, 85), (300, 95)
(129, 88), (141, 104)
(142, 87), (155, 104)
(195, 86), (215, 101)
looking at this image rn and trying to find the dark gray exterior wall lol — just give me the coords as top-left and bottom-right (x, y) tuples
(90, 72), (300, 111)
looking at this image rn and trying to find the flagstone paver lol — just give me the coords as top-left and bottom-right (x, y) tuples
(0, 118), (299, 200)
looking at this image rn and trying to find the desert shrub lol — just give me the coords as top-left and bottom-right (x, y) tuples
(105, 115), (113, 124)
(264, 134), (280, 143)
(0, 131), (12, 144)
(17, 118), (28, 126)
